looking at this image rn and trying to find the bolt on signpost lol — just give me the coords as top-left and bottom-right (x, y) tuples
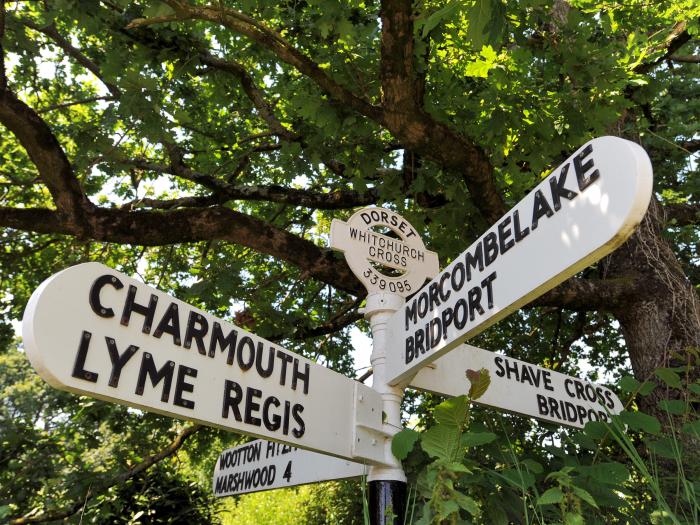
(22, 136), (652, 524)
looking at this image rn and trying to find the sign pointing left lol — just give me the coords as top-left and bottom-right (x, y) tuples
(213, 439), (366, 497)
(22, 262), (385, 464)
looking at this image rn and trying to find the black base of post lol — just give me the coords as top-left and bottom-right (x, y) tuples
(369, 480), (407, 525)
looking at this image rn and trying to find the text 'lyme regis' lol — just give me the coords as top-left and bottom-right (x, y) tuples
(76, 274), (309, 438)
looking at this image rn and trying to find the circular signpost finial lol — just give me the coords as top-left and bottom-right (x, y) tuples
(330, 207), (439, 297)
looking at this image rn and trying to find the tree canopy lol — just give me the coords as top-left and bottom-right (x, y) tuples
(0, 0), (698, 523)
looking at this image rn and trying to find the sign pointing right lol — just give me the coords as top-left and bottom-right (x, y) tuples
(386, 136), (653, 385)
(410, 345), (623, 428)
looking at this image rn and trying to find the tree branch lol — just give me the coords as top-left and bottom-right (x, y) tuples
(20, 19), (121, 97)
(38, 95), (116, 113)
(0, 1), (6, 91)
(664, 202), (700, 227)
(380, 0), (419, 113)
(668, 54), (700, 64)
(127, 1), (383, 122)
(199, 53), (296, 140)
(0, 205), (365, 294)
(635, 21), (691, 73)
(679, 139), (700, 154)
(530, 276), (642, 312)
(9, 424), (202, 525)
(0, 89), (94, 231)
(105, 157), (379, 209)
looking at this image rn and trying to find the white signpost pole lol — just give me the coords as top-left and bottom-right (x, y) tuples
(410, 344), (624, 428)
(213, 439), (366, 497)
(331, 207), (440, 524)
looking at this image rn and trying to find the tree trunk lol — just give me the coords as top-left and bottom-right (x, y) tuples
(607, 198), (700, 411)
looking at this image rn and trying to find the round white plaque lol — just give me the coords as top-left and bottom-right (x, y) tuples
(330, 207), (438, 296)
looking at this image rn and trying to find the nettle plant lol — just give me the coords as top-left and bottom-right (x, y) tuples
(392, 359), (700, 525)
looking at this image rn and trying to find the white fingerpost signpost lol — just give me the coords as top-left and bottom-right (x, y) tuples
(22, 136), (652, 525)
(22, 262), (387, 464)
(385, 136), (653, 385)
(411, 344), (624, 428)
(213, 438), (366, 497)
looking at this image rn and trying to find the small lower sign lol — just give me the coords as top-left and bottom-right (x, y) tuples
(410, 344), (623, 428)
(213, 439), (366, 497)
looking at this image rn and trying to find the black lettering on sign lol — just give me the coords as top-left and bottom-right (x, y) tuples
(531, 190), (554, 230)
(173, 365), (197, 409)
(237, 336), (256, 371)
(283, 461), (292, 482)
(513, 209), (530, 242)
(574, 144), (600, 191)
(483, 232), (498, 266)
(292, 360), (310, 395)
(549, 164), (578, 211)
(72, 330), (99, 383)
(256, 346), (276, 378)
(292, 404), (305, 438)
(498, 216), (514, 255)
(209, 322), (238, 364)
(244, 387), (263, 426)
(105, 337), (138, 388)
(89, 274), (123, 318)
(184, 312), (209, 355)
(263, 396), (281, 431)
(276, 351), (293, 387)
(153, 303), (182, 346)
(222, 380), (243, 420)
(464, 243), (484, 282)
(135, 352), (175, 402)
(121, 285), (158, 334)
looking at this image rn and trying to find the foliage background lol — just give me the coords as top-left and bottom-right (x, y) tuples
(0, 0), (697, 523)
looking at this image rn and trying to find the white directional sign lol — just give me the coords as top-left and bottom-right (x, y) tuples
(22, 263), (386, 464)
(387, 136), (653, 384)
(410, 345), (624, 428)
(331, 207), (439, 296)
(213, 439), (366, 497)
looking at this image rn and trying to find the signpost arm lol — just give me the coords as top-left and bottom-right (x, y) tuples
(363, 292), (407, 525)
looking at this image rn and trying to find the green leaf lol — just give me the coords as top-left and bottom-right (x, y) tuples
(466, 368), (491, 400)
(497, 468), (535, 490)
(421, 424), (461, 461)
(143, 3), (175, 19)
(392, 428), (420, 460)
(681, 419), (700, 436)
(454, 492), (480, 515)
(421, 0), (461, 38)
(619, 375), (640, 393)
(579, 462), (630, 485)
(639, 381), (657, 396)
(658, 399), (687, 415)
(520, 459), (544, 474)
(564, 513), (585, 525)
(620, 411), (661, 434)
(655, 368), (682, 388)
(647, 437), (681, 459)
(537, 487), (564, 505)
(461, 431), (497, 447)
(465, 0), (505, 49)
(572, 486), (599, 509)
(434, 395), (470, 427)
(583, 420), (609, 439)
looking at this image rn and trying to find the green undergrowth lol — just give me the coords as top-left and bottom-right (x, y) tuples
(392, 360), (700, 524)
